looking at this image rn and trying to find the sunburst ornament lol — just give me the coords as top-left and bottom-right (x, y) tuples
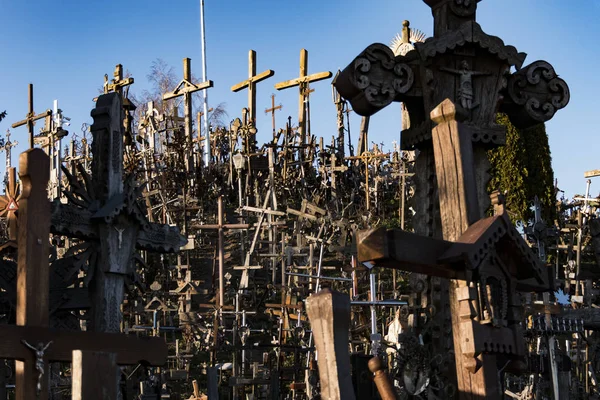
(390, 20), (427, 56)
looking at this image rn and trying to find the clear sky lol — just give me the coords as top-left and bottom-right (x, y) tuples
(0, 0), (598, 200)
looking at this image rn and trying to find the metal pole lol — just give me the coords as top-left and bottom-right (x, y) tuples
(575, 179), (591, 296)
(200, 0), (210, 165)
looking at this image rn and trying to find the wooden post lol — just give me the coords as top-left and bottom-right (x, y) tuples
(71, 351), (118, 400)
(305, 289), (356, 400)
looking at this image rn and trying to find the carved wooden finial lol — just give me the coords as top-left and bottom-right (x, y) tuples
(401, 20), (410, 43)
(430, 98), (467, 125)
(368, 357), (396, 400)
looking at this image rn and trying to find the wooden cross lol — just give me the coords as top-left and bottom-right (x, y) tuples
(231, 49), (275, 127)
(344, 151), (389, 211)
(11, 84), (52, 148)
(274, 49), (332, 146)
(103, 64), (134, 96)
(0, 166), (20, 251)
(319, 152), (348, 191)
(51, 93), (186, 333)
(265, 94), (282, 137)
(163, 58), (214, 150)
(190, 196), (249, 310)
(0, 148), (167, 400)
(336, 2), (570, 396)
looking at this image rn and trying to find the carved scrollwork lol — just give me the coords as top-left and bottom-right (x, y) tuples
(335, 43), (414, 116)
(502, 60), (570, 128)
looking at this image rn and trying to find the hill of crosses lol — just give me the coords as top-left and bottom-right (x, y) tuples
(7, 0), (600, 399)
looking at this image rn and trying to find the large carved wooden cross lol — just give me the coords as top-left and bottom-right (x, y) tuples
(334, 1), (570, 399)
(0, 149), (167, 400)
(51, 92), (186, 333)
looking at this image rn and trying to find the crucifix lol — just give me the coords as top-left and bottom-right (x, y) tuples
(51, 92), (187, 333)
(163, 58), (214, 159)
(0, 148), (168, 400)
(99, 64), (136, 145)
(274, 49), (332, 147)
(265, 94), (283, 138)
(11, 84), (52, 148)
(336, 1), (569, 397)
(231, 49), (275, 128)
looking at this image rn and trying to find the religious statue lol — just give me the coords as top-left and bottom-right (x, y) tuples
(21, 340), (52, 395)
(440, 60), (490, 110)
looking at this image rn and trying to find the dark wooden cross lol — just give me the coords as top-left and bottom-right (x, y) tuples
(231, 49), (275, 128)
(0, 149), (167, 400)
(265, 94), (282, 137)
(274, 49), (332, 146)
(335, 1), (570, 398)
(11, 84), (52, 148)
(163, 58), (214, 153)
(51, 92), (186, 333)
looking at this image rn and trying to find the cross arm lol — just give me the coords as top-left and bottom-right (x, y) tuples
(163, 80), (214, 101)
(231, 70), (275, 92)
(333, 43), (417, 116)
(274, 71), (332, 90)
(500, 60), (569, 129)
(357, 227), (464, 279)
(0, 324), (167, 366)
(137, 223), (187, 253)
(11, 110), (52, 128)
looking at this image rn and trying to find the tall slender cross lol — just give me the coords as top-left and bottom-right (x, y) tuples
(11, 84), (52, 148)
(163, 58), (214, 155)
(265, 94), (282, 137)
(231, 50), (275, 127)
(274, 49), (332, 146)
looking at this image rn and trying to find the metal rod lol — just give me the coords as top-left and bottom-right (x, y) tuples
(200, 0), (210, 165)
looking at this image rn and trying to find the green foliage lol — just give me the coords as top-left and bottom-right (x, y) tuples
(487, 114), (555, 224)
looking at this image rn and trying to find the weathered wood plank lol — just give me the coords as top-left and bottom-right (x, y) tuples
(72, 351), (118, 400)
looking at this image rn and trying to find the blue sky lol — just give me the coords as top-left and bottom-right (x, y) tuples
(0, 0), (597, 200)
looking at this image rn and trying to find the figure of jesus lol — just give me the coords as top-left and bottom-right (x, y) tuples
(440, 60), (490, 110)
(21, 340), (53, 395)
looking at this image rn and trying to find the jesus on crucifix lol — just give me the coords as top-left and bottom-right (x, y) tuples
(440, 60), (490, 110)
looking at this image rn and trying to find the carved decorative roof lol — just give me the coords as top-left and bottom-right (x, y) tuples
(415, 21), (527, 69)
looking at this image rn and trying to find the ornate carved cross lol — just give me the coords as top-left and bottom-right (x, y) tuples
(0, 149), (167, 400)
(335, 1), (570, 398)
(51, 93), (186, 333)
(0, 167), (20, 251)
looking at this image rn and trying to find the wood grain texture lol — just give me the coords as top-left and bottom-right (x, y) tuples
(305, 289), (356, 400)
(72, 351), (118, 400)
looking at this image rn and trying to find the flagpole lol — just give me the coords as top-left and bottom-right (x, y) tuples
(200, 0), (210, 165)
